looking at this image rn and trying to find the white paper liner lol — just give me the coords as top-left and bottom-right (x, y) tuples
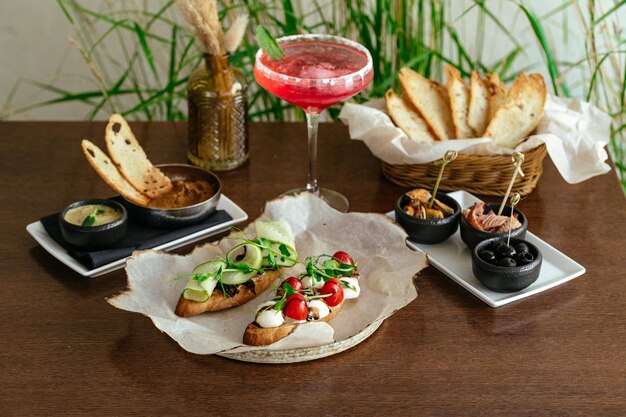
(108, 193), (427, 355)
(339, 95), (612, 184)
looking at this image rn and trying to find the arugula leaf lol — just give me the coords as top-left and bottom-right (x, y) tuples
(81, 206), (106, 227)
(255, 25), (285, 61)
(82, 214), (96, 227)
(193, 272), (211, 284)
(279, 244), (291, 257)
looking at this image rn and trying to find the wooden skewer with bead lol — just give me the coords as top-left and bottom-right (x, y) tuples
(506, 192), (521, 246)
(498, 151), (525, 216)
(429, 150), (458, 208)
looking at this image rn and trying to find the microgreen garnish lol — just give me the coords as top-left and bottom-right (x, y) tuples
(179, 234), (299, 301)
(255, 25), (285, 60)
(81, 207), (106, 227)
(305, 254), (358, 283)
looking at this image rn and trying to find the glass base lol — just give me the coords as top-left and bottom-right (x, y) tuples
(188, 151), (249, 172)
(281, 187), (349, 213)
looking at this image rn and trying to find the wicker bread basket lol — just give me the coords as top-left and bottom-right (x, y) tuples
(382, 144), (547, 196)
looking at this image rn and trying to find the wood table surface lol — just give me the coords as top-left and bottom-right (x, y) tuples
(2, 121), (625, 416)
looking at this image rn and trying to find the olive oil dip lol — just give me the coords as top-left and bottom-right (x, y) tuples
(64, 204), (123, 227)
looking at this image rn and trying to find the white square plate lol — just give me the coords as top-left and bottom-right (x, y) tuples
(388, 190), (586, 307)
(26, 195), (248, 278)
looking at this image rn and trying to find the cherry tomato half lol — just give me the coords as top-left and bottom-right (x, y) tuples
(284, 293), (309, 321)
(277, 276), (303, 297)
(332, 251), (354, 266)
(333, 251), (358, 277)
(321, 278), (344, 307)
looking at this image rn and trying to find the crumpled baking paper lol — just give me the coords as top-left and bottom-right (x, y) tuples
(339, 95), (611, 184)
(108, 193), (427, 355)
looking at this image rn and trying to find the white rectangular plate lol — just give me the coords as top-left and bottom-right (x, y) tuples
(26, 195), (248, 278)
(388, 190), (586, 307)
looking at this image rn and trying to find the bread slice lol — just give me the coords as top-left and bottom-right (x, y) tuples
(105, 114), (172, 198)
(399, 67), (455, 140)
(483, 73), (547, 148)
(174, 269), (281, 317)
(444, 64), (475, 138)
(385, 89), (436, 143)
(243, 301), (343, 346)
(467, 71), (489, 136)
(81, 139), (151, 206)
(485, 73), (508, 121)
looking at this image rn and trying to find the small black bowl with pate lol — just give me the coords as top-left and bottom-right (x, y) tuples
(472, 237), (542, 292)
(59, 199), (127, 248)
(394, 189), (461, 244)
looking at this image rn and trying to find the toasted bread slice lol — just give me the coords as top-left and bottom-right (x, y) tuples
(81, 139), (151, 206)
(385, 89), (436, 143)
(105, 114), (172, 198)
(243, 301), (343, 346)
(485, 73), (507, 121)
(444, 64), (475, 138)
(468, 71), (489, 136)
(174, 269), (281, 317)
(483, 73), (547, 148)
(399, 67), (455, 140)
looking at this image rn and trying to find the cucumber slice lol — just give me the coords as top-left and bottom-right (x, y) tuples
(255, 220), (296, 250)
(226, 244), (263, 270)
(182, 287), (209, 302)
(182, 260), (223, 301)
(221, 270), (257, 285)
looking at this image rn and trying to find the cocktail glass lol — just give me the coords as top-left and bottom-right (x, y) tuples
(254, 34), (373, 212)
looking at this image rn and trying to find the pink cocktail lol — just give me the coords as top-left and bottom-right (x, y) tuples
(255, 34), (373, 211)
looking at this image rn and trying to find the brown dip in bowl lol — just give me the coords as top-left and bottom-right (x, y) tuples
(147, 179), (215, 209)
(125, 164), (221, 228)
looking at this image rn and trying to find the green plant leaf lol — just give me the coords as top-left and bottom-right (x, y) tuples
(256, 25), (285, 60)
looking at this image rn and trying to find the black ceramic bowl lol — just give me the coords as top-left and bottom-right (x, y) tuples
(394, 192), (461, 244)
(472, 237), (542, 292)
(125, 164), (221, 228)
(59, 199), (127, 248)
(460, 202), (528, 250)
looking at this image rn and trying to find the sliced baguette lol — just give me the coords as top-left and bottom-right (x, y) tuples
(399, 67), (455, 140)
(243, 301), (343, 346)
(385, 89), (436, 143)
(485, 73), (508, 121)
(467, 71), (489, 136)
(174, 269), (281, 317)
(444, 64), (475, 138)
(81, 139), (151, 206)
(483, 73), (547, 148)
(105, 114), (172, 199)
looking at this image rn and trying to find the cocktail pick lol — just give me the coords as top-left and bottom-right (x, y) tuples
(429, 150), (458, 208)
(498, 151), (525, 216)
(506, 192), (521, 246)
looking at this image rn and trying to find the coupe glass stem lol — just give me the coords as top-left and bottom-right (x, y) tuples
(306, 111), (320, 195)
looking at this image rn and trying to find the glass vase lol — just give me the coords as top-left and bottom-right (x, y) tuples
(187, 54), (249, 171)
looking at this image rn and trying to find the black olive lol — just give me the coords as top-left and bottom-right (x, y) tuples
(515, 251), (534, 265)
(495, 243), (516, 259)
(498, 257), (517, 267)
(479, 250), (496, 263)
(515, 242), (530, 254)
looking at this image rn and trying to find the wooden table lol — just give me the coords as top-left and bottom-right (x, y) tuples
(2, 121), (625, 416)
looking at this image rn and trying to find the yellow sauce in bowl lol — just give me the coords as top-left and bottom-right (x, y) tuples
(64, 204), (122, 227)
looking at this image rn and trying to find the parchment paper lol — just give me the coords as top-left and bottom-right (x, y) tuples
(339, 95), (612, 184)
(108, 193), (427, 355)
